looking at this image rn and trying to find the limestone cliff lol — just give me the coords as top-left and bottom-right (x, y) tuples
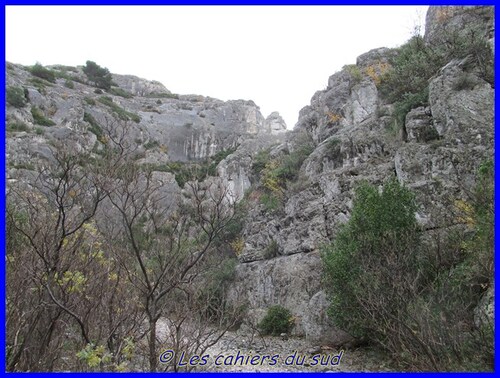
(225, 5), (494, 344)
(6, 63), (286, 174)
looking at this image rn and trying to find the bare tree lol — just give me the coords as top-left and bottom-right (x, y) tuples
(102, 160), (240, 371)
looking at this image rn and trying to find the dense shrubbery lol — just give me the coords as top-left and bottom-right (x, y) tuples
(322, 168), (493, 371)
(258, 305), (294, 336)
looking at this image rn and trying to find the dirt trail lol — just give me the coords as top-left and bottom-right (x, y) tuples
(198, 330), (395, 372)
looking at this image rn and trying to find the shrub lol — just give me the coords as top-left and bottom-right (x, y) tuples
(197, 258), (238, 322)
(28, 78), (50, 94)
(84, 97), (96, 106)
(83, 61), (112, 90)
(207, 147), (237, 176)
(344, 64), (363, 84)
(7, 121), (29, 132)
(251, 149), (271, 175)
(146, 92), (179, 99)
(31, 107), (56, 126)
(259, 192), (281, 212)
(259, 305), (294, 336)
(391, 88), (429, 134)
(29, 63), (56, 83)
(83, 112), (103, 138)
(264, 240), (279, 259)
(64, 79), (74, 89)
(143, 140), (160, 150)
(7, 87), (27, 108)
(453, 72), (477, 91)
(322, 179), (419, 337)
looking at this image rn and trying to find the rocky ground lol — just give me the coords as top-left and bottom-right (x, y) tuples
(198, 330), (395, 372)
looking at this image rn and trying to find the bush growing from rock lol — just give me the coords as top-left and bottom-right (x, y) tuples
(83, 61), (113, 90)
(7, 87), (27, 108)
(29, 63), (56, 83)
(31, 107), (55, 126)
(258, 305), (294, 336)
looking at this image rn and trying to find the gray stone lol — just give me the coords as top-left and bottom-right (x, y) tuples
(226, 252), (351, 344)
(405, 106), (438, 143)
(474, 287), (494, 329)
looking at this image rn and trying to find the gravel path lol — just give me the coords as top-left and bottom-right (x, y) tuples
(198, 330), (395, 372)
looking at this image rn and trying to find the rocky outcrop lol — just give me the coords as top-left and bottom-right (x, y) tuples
(110, 74), (171, 97)
(228, 5), (494, 346)
(264, 112), (287, 134)
(6, 63), (284, 170)
(425, 6), (494, 46)
(227, 251), (353, 345)
(217, 133), (286, 203)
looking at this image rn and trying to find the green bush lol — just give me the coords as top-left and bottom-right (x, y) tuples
(7, 121), (29, 132)
(31, 107), (56, 126)
(83, 112), (103, 138)
(207, 147), (237, 176)
(453, 72), (477, 91)
(143, 140), (160, 150)
(258, 305), (294, 336)
(260, 193), (281, 212)
(29, 63), (56, 83)
(391, 88), (429, 134)
(344, 64), (363, 84)
(197, 258), (238, 322)
(64, 79), (74, 89)
(84, 97), (96, 106)
(83, 61), (112, 90)
(7, 87), (27, 108)
(146, 92), (179, 99)
(264, 240), (279, 259)
(322, 179), (418, 338)
(252, 149), (271, 175)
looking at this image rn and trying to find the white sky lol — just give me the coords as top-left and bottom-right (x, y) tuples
(6, 6), (428, 128)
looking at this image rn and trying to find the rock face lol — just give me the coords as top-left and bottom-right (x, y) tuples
(6, 64), (285, 169)
(226, 5), (494, 344)
(424, 6), (494, 46)
(5, 6), (494, 349)
(227, 252), (353, 345)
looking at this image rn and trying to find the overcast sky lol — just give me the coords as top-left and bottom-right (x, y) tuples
(6, 6), (428, 128)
